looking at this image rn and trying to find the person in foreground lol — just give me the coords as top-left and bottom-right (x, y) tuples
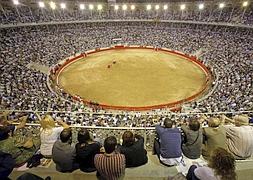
(52, 128), (78, 172)
(186, 147), (236, 180)
(94, 136), (125, 180)
(118, 131), (148, 167)
(154, 118), (182, 166)
(75, 128), (101, 172)
(224, 115), (253, 159)
(181, 119), (202, 159)
(39, 114), (69, 157)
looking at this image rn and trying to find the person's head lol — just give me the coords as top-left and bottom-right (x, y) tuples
(234, 115), (249, 127)
(60, 128), (72, 144)
(208, 118), (221, 128)
(209, 148), (236, 180)
(164, 118), (173, 128)
(122, 131), (134, 146)
(77, 128), (91, 144)
(40, 115), (55, 129)
(0, 126), (11, 141)
(104, 136), (117, 154)
(189, 119), (200, 131)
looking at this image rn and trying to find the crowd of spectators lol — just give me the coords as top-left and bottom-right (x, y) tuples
(0, 22), (252, 119)
(0, 2), (252, 25)
(1, 111), (252, 179)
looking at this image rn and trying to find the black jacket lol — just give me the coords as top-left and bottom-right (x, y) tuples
(118, 135), (148, 168)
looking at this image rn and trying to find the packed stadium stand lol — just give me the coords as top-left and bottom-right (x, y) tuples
(0, 0), (253, 179)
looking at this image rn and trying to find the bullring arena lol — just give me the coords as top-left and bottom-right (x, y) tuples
(56, 46), (210, 110)
(0, 0), (253, 180)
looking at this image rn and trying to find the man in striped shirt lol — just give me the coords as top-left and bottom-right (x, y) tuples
(94, 136), (125, 180)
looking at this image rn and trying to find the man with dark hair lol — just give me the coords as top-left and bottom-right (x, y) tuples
(52, 128), (78, 172)
(75, 129), (100, 172)
(154, 118), (182, 166)
(181, 119), (202, 159)
(118, 131), (148, 167)
(94, 136), (125, 180)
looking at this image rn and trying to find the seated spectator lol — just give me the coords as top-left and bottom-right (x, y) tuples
(0, 113), (27, 140)
(0, 151), (15, 180)
(118, 131), (148, 167)
(95, 136), (125, 180)
(154, 118), (182, 166)
(181, 119), (202, 159)
(224, 115), (253, 159)
(52, 128), (78, 172)
(39, 115), (69, 157)
(0, 114), (40, 166)
(202, 118), (227, 159)
(186, 147), (236, 180)
(75, 129), (100, 172)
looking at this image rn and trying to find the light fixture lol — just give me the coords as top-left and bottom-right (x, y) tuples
(97, 4), (102, 10)
(80, 4), (85, 10)
(243, 1), (248, 7)
(146, 4), (151, 11)
(38, 1), (45, 8)
(180, 4), (186, 10)
(60, 3), (66, 9)
(114, 5), (119, 10)
(131, 5), (135, 10)
(50, 1), (56, 10)
(89, 4), (94, 10)
(219, 3), (225, 9)
(13, 0), (19, 5)
(199, 3), (204, 10)
(163, 5), (168, 10)
(155, 5), (160, 10)
(122, 4), (127, 10)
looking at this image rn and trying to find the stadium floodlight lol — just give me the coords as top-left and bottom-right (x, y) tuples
(131, 5), (135, 10)
(80, 4), (85, 10)
(60, 3), (66, 9)
(50, 1), (56, 10)
(97, 4), (102, 10)
(122, 4), (127, 11)
(13, 0), (19, 5)
(146, 4), (152, 11)
(180, 4), (186, 10)
(155, 5), (160, 10)
(38, 1), (45, 8)
(243, 1), (248, 7)
(89, 4), (94, 10)
(198, 3), (204, 10)
(219, 3), (225, 9)
(163, 5), (168, 10)
(114, 5), (119, 10)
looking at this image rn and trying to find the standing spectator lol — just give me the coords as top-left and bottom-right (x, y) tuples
(224, 115), (253, 159)
(75, 129), (101, 172)
(202, 118), (227, 159)
(94, 136), (125, 180)
(118, 131), (148, 167)
(40, 115), (69, 157)
(186, 148), (236, 180)
(154, 118), (182, 166)
(181, 119), (203, 159)
(52, 128), (78, 172)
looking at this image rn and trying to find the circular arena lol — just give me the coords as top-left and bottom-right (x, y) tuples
(56, 46), (210, 110)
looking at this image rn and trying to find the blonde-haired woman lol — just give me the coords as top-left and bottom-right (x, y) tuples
(39, 114), (69, 157)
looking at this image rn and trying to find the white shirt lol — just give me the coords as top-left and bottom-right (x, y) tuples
(40, 127), (64, 156)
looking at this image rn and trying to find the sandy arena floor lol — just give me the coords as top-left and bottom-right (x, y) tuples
(58, 48), (207, 107)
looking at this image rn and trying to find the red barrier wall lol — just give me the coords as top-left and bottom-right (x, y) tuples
(54, 45), (212, 111)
